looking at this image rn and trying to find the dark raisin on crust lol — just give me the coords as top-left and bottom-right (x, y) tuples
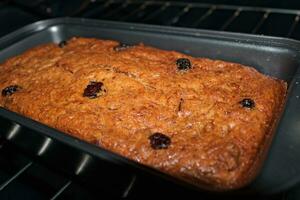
(176, 58), (192, 71)
(148, 132), (171, 150)
(113, 43), (132, 51)
(91, 139), (101, 146)
(83, 81), (106, 99)
(178, 98), (184, 112)
(240, 98), (255, 109)
(58, 40), (67, 48)
(2, 85), (21, 97)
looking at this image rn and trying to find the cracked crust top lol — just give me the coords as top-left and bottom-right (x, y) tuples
(0, 37), (287, 190)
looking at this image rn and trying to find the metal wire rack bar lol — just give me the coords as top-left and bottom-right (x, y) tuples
(0, 162), (33, 191)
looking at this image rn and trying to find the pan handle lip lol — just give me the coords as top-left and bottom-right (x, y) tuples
(1, 17), (300, 52)
(296, 66), (300, 78)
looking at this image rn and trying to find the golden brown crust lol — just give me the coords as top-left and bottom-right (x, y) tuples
(0, 37), (287, 190)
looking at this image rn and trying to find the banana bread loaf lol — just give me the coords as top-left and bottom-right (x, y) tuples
(0, 37), (287, 190)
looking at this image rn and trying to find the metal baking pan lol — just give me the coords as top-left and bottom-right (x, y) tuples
(0, 18), (300, 196)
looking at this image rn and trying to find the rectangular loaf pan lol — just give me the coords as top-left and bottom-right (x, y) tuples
(0, 18), (300, 196)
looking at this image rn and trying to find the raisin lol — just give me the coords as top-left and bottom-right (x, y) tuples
(178, 98), (184, 112)
(2, 85), (21, 97)
(176, 58), (192, 71)
(91, 139), (101, 146)
(83, 81), (105, 99)
(240, 98), (255, 109)
(113, 43), (132, 51)
(58, 40), (67, 48)
(148, 132), (171, 150)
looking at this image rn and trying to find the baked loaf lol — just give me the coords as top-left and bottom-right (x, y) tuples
(0, 37), (287, 190)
